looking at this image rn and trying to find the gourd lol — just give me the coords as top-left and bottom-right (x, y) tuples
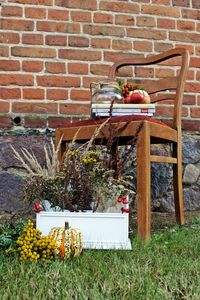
(49, 222), (82, 260)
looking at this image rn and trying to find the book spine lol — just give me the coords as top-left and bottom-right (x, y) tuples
(92, 112), (154, 117)
(92, 109), (155, 113)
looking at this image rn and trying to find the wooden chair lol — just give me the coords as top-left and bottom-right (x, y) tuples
(56, 48), (190, 241)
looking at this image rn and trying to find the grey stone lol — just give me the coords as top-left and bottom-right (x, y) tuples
(0, 135), (51, 169)
(0, 172), (25, 211)
(183, 188), (200, 211)
(182, 135), (200, 164)
(157, 187), (200, 212)
(183, 164), (200, 184)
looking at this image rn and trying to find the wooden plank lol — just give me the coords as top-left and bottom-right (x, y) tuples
(150, 155), (177, 164)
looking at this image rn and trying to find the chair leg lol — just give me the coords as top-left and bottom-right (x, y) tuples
(136, 122), (151, 241)
(173, 141), (184, 225)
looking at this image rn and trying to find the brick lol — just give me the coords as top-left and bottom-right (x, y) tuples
(45, 35), (66, 46)
(55, 0), (97, 10)
(0, 74), (33, 86)
(100, 1), (139, 13)
(37, 75), (80, 87)
(47, 89), (68, 100)
(134, 41), (153, 52)
(157, 18), (176, 29)
(71, 11), (91, 23)
(22, 34), (43, 45)
(22, 61), (43, 72)
(127, 28), (167, 40)
(23, 88), (45, 100)
(137, 16), (156, 27)
(25, 7), (46, 19)
(183, 95), (196, 105)
(181, 8), (200, 20)
(70, 89), (91, 101)
(154, 42), (173, 52)
(198, 96), (200, 105)
(90, 64), (110, 76)
(1, 5), (22, 17)
(48, 117), (71, 128)
(48, 9), (69, 20)
(177, 20), (195, 31)
(115, 14), (135, 26)
(91, 38), (111, 49)
(37, 21), (80, 33)
(192, 0), (200, 8)
(190, 108), (200, 118)
(0, 60), (20, 71)
(172, 0), (190, 6)
(0, 117), (12, 128)
(152, 0), (171, 3)
(0, 32), (19, 44)
(104, 51), (141, 62)
(135, 67), (154, 78)
(112, 40), (132, 51)
(184, 70), (194, 80)
(24, 116), (46, 128)
(68, 63), (88, 75)
(182, 120), (200, 131)
(0, 88), (20, 99)
(185, 83), (200, 93)
(45, 62), (66, 74)
(190, 58), (200, 68)
(8, 0), (52, 5)
(169, 32), (200, 43)
(93, 13), (113, 24)
(117, 67), (134, 77)
(83, 76), (105, 88)
(182, 120), (200, 132)
(12, 103), (57, 114)
(196, 46), (200, 56)
(83, 24), (125, 37)
(11, 47), (56, 58)
(0, 102), (9, 113)
(141, 5), (180, 17)
(196, 71), (200, 81)
(0, 46), (9, 57)
(155, 106), (188, 117)
(60, 103), (90, 115)
(1, 19), (34, 31)
(59, 49), (101, 61)
(155, 68), (175, 78)
(68, 36), (89, 47)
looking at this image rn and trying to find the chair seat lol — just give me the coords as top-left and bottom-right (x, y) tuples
(64, 115), (170, 128)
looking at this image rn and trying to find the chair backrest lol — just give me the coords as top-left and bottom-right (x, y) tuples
(108, 48), (190, 130)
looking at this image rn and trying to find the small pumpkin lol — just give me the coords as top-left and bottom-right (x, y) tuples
(49, 222), (82, 260)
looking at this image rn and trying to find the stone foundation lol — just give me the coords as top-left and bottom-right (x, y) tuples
(0, 129), (199, 213)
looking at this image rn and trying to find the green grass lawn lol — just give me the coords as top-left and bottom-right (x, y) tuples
(0, 220), (200, 300)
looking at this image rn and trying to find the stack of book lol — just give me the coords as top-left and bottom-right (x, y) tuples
(91, 103), (156, 117)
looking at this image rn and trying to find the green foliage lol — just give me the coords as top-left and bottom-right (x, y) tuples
(0, 219), (26, 251)
(0, 222), (200, 299)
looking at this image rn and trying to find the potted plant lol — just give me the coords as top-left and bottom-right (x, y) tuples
(12, 121), (135, 249)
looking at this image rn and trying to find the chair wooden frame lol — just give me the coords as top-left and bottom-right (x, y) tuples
(56, 48), (190, 241)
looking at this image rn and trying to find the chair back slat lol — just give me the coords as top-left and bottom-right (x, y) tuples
(142, 77), (178, 94)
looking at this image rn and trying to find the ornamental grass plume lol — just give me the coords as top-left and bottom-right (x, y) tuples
(11, 137), (63, 178)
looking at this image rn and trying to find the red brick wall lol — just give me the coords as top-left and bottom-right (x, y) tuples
(0, 0), (200, 130)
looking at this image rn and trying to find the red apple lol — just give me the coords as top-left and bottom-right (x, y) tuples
(130, 92), (144, 104)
